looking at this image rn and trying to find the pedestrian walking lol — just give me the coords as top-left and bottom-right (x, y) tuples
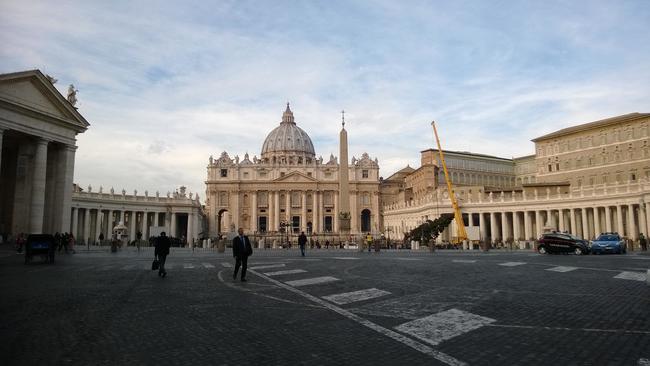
(640, 233), (647, 251)
(298, 231), (307, 257)
(366, 233), (373, 252)
(232, 228), (253, 282)
(154, 232), (171, 278)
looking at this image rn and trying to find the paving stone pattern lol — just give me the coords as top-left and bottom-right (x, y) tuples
(1, 246), (649, 365)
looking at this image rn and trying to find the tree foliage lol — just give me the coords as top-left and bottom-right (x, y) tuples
(408, 214), (454, 242)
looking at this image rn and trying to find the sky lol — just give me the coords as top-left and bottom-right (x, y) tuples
(1, 0), (649, 199)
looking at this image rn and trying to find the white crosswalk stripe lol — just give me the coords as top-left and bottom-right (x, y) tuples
(250, 264), (286, 270)
(285, 276), (339, 287)
(183, 263), (195, 269)
(614, 271), (646, 282)
(452, 260), (476, 263)
(395, 309), (496, 346)
(221, 262), (233, 268)
(546, 266), (577, 273)
(396, 258), (422, 261)
(120, 265), (135, 270)
(498, 262), (526, 267)
(264, 269), (307, 276)
(332, 257), (360, 260)
(322, 288), (391, 305)
(202, 263), (215, 268)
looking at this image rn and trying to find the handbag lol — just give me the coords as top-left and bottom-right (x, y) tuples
(151, 258), (160, 270)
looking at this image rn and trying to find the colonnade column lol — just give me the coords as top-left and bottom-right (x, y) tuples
(535, 211), (543, 238)
(490, 212), (497, 244)
(59, 145), (77, 233)
(154, 211), (159, 228)
(570, 209), (577, 236)
(628, 204), (637, 241)
(29, 138), (49, 233)
(593, 207), (601, 237)
(83, 208), (90, 244)
(501, 212), (509, 242)
(95, 210), (102, 242)
(130, 211), (136, 240)
(524, 211), (531, 240)
(558, 209), (565, 232)
(171, 212), (177, 238)
(513, 212), (521, 241)
(187, 213), (194, 245)
(639, 203), (648, 237)
(616, 205), (624, 236)
(71, 207), (79, 237)
(251, 192), (258, 233)
(373, 192), (380, 232)
(350, 192), (357, 232)
(581, 208), (589, 239)
(268, 191), (275, 231)
(605, 206), (612, 232)
(479, 212), (486, 242)
(107, 210), (113, 237)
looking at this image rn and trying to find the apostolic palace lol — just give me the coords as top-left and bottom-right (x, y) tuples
(1, 69), (649, 250)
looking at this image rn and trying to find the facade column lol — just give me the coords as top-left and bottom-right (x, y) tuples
(285, 190), (291, 223)
(513, 212), (521, 241)
(478, 212), (480, 242)
(171, 212), (177, 238)
(490, 212), (497, 244)
(570, 209), (577, 236)
(535, 210), (543, 238)
(154, 211), (159, 227)
(593, 207), (601, 237)
(83, 208), (90, 244)
(58, 145), (77, 233)
(312, 191), (319, 233)
(638, 203), (648, 237)
(268, 191), (275, 231)
(274, 191), (280, 230)
(29, 138), (49, 234)
(605, 206), (612, 232)
(628, 204), (637, 241)
(333, 191), (339, 232)
(524, 211), (532, 240)
(251, 191), (258, 233)
(373, 192), (380, 233)
(468, 213), (474, 228)
(232, 191), (240, 230)
(559, 209), (565, 232)
(350, 192), (358, 233)
(300, 191), (307, 232)
(616, 205), (624, 235)
(71, 207), (79, 237)
(581, 208), (589, 239)
(95, 210), (102, 243)
(130, 211), (136, 241)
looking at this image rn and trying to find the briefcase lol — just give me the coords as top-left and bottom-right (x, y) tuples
(151, 259), (160, 270)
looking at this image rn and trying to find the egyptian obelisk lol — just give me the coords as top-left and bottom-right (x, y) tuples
(338, 111), (350, 233)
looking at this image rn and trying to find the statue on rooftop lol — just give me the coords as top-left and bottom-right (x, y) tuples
(67, 84), (78, 106)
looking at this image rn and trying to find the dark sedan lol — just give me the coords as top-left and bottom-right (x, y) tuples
(537, 232), (590, 255)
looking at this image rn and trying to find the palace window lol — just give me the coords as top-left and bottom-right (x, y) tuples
(307, 172), (312, 177)
(220, 169), (228, 177)
(280, 172), (285, 177)
(362, 170), (369, 178)
(243, 172), (249, 179)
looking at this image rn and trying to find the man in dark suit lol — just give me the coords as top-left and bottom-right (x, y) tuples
(232, 228), (253, 282)
(155, 232), (172, 278)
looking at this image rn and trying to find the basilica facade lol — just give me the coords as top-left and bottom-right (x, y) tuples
(205, 104), (380, 238)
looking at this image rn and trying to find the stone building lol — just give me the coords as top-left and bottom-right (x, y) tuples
(205, 104), (380, 238)
(382, 112), (650, 248)
(0, 70), (88, 236)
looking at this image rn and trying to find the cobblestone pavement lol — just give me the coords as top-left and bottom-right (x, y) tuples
(1, 245), (649, 365)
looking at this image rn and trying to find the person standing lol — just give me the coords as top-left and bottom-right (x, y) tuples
(640, 233), (648, 251)
(155, 232), (172, 277)
(298, 231), (307, 257)
(366, 233), (373, 253)
(232, 228), (253, 282)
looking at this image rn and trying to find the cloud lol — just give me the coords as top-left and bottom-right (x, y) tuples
(1, 0), (649, 199)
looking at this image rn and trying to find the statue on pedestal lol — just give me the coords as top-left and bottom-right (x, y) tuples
(67, 84), (78, 106)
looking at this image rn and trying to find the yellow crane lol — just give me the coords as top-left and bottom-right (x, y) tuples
(431, 121), (468, 244)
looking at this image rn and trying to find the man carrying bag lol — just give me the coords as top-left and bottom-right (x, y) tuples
(154, 232), (171, 278)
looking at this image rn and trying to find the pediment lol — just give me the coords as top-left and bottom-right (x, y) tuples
(0, 70), (89, 131)
(273, 171), (318, 183)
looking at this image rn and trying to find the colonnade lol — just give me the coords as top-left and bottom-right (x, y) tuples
(389, 202), (649, 244)
(69, 208), (199, 244)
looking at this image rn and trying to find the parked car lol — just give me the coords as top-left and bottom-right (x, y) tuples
(590, 233), (626, 254)
(537, 232), (590, 255)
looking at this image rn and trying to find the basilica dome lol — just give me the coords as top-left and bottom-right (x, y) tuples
(261, 104), (316, 162)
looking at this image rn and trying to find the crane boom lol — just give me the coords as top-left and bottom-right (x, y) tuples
(431, 121), (468, 244)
